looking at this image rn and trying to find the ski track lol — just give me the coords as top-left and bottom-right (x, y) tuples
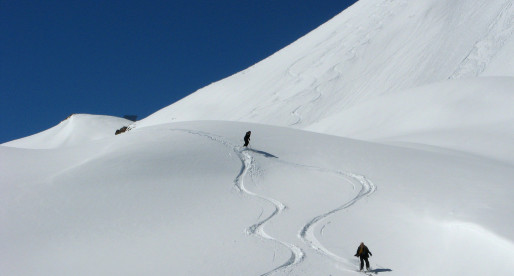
(170, 128), (376, 274)
(300, 171), (376, 269)
(273, 159), (377, 271)
(171, 129), (304, 275)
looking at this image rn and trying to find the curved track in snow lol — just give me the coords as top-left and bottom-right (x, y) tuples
(171, 128), (376, 274)
(172, 129), (304, 275)
(236, 149), (305, 276)
(271, 159), (377, 269)
(299, 171), (376, 266)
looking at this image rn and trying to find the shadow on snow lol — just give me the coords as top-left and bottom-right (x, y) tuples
(243, 148), (278, 159)
(368, 268), (393, 274)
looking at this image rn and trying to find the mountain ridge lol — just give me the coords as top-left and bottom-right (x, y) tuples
(133, 0), (514, 135)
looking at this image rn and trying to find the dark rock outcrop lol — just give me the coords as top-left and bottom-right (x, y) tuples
(115, 126), (128, 135)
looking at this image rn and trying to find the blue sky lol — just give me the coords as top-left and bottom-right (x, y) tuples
(1, 0), (357, 143)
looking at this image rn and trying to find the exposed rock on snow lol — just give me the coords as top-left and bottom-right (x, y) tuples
(3, 114), (132, 149)
(115, 126), (129, 135)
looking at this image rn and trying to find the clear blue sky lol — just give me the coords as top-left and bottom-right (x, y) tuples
(1, 0), (357, 143)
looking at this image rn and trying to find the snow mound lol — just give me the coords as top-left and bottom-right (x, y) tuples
(3, 114), (132, 149)
(309, 77), (514, 163)
(1, 121), (513, 275)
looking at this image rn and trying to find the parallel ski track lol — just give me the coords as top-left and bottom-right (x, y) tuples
(270, 158), (376, 270)
(297, 166), (376, 267)
(172, 128), (376, 274)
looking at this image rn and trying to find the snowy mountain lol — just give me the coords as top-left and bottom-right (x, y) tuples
(134, 0), (514, 135)
(3, 114), (132, 149)
(2, 0), (513, 275)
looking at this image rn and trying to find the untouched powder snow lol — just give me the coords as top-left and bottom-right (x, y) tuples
(3, 114), (132, 149)
(308, 77), (514, 164)
(1, 121), (513, 275)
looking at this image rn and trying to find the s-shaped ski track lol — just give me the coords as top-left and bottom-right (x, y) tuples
(237, 149), (305, 276)
(171, 129), (304, 276)
(299, 170), (376, 269)
(170, 128), (376, 274)
(269, 159), (377, 271)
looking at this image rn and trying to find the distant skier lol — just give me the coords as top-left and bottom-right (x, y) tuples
(354, 242), (372, 271)
(243, 131), (251, 147)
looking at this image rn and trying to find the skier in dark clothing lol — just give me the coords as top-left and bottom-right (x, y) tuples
(354, 242), (372, 271)
(243, 131), (251, 147)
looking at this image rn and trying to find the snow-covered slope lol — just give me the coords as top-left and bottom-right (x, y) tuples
(309, 77), (514, 163)
(133, 0), (514, 134)
(2, 121), (513, 275)
(2, 0), (514, 275)
(3, 114), (132, 149)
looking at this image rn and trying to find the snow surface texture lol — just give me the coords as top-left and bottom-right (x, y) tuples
(133, 0), (514, 136)
(2, 121), (513, 276)
(2, 0), (514, 275)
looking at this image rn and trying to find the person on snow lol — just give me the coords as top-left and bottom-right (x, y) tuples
(354, 242), (372, 271)
(243, 131), (251, 147)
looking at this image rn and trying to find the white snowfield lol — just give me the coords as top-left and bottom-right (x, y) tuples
(2, 121), (513, 275)
(309, 77), (514, 164)
(3, 114), (133, 149)
(2, 0), (514, 275)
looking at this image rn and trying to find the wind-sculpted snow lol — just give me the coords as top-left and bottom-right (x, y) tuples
(133, 0), (513, 139)
(451, 1), (514, 79)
